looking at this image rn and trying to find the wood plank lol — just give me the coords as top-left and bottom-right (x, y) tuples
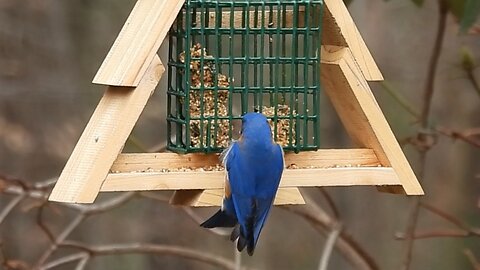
(100, 167), (400, 192)
(193, 9), (307, 29)
(49, 56), (164, 203)
(92, 0), (381, 86)
(111, 149), (381, 172)
(320, 46), (424, 195)
(191, 8), (336, 48)
(190, 188), (305, 207)
(323, 0), (383, 81)
(93, 0), (183, 87)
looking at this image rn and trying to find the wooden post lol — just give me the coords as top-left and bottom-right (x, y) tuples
(320, 46), (424, 195)
(322, 0), (383, 81)
(93, 0), (184, 87)
(49, 56), (164, 203)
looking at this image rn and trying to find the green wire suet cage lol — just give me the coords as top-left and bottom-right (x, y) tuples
(167, 0), (323, 153)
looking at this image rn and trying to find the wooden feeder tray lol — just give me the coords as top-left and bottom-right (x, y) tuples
(49, 0), (424, 206)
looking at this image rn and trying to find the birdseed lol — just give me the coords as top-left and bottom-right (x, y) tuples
(180, 43), (230, 149)
(180, 43), (298, 149)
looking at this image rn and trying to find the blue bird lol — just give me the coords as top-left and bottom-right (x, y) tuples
(201, 112), (284, 255)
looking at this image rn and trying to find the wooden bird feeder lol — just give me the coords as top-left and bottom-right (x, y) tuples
(49, 0), (424, 206)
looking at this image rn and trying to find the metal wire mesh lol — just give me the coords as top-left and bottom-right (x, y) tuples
(167, 0), (323, 153)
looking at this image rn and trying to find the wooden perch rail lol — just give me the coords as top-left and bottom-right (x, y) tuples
(111, 149), (381, 172)
(49, 56), (164, 203)
(101, 149), (399, 207)
(102, 167), (400, 192)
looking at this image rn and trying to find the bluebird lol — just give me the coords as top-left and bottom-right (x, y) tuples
(201, 112), (284, 256)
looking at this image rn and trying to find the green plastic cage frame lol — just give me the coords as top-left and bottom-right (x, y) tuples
(167, 0), (323, 153)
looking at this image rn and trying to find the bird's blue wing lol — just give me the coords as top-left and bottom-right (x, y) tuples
(226, 142), (284, 255)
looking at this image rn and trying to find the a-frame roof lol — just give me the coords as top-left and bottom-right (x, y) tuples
(92, 0), (382, 88)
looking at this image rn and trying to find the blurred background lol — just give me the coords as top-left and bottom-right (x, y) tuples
(1, 0), (479, 269)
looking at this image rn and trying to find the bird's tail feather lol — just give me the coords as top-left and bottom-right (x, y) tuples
(230, 225), (241, 241)
(200, 210), (237, 228)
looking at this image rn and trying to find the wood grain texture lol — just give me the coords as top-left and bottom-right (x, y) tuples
(320, 46), (424, 195)
(193, 9), (306, 29)
(111, 149), (381, 172)
(49, 56), (164, 203)
(93, 0), (183, 87)
(100, 167), (400, 192)
(189, 188), (305, 207)
(323, 0), (383, 81)
(92, 0), (381, 86)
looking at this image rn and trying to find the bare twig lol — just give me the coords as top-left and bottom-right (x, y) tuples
(40, 253), (88, 270)
(420, 202), (470, 230)
(396, 229), (472, 240)
(181, 207), (230, 236)
(36, 202), (55, 243)
(402, 195), (422, 270)
(402, 1), (448, 270)
(404, 229), (479, 239)
(34, 193), (136, 268)
(381, 80), (420, 117)
(381, 81), (480, 149)
(0, 239), (7, 268)
(82, 192), (135, 215)
(34, 214), (87, 268)
(419, 0), (447, 127)
(137, 192), (170, 202)
(2, 177), (86, 211)
(396, 203), (480, 240)
(0, 194), (25, 224)
(283, 205), (378, 270)
(74, 254), (90, 270)
(318, 222), (342, 270)
(464, 249), (480, 270)
(435, 126), (480, 148)
(139, 192), (230, 236)
(317, 188), (340, 219)
(234, 243), (241, 270)
(43, 243), (240, 270)
(466, 69), (480, 97)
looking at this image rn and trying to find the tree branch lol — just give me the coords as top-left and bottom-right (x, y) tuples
(402, 1), (448, 269)
(0, 194), (25, 225)
(42, 243), (240, 270)
(464, 249), (480, 270)
(33, 193), (136, 268)
(40, 253), (88, 270)
(318, 222), (342, 270)
(282, 205), (378, 270)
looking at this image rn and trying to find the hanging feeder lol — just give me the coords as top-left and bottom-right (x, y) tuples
(49, 0), (424, 206)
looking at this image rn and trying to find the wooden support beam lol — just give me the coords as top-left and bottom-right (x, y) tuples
(323, 0), (383, 81)
(49, 56), (164, 203)
(113, 148), (380, 206)
(93, 0), (381, 87)
(191, 4), (381, 82)
(93, 0), (183, 87)
(192, 9), (307, 29)
(111, 149), (381, 172)
(320, 46), (423, 195)
(100, 167), (400, 192)
(187, 188), (306, 207)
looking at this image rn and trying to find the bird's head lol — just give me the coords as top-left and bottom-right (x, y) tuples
(240, 112), (273, 145)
